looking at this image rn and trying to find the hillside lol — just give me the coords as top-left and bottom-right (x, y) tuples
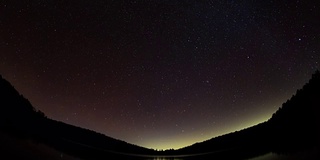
(165, 70), (320, 159)
(268, 70), (320, 152)
(1, 71), (320, 159)
(0, 75), (155, 159)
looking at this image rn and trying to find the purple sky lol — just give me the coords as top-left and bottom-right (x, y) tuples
(1, 0), (319, 149)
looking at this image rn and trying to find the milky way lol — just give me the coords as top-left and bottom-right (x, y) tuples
(1, 0), (319, 149)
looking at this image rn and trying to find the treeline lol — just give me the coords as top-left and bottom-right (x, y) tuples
(1, 70), (319, 159)
(269, 70), (320, 153)
(163, 70), (320, 159)
(0, 75), (155, 159)
(0, 75), (46, 137)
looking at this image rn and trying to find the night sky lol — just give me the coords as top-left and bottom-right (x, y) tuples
(1, 0), (319, 150)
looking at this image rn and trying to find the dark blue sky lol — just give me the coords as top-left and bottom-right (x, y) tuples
(1, 0), (319, 149)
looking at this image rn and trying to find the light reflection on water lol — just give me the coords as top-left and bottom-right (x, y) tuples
(135, 148), (319, 160)
(147, 158), (183, 160)
(248, 150), (319, 160)
(248, 153), (276, 160)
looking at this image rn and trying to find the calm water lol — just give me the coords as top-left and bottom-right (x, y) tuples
(249, 150), (319, 160)
(141, 148), (319, 160)
(146, 158), (183, 160)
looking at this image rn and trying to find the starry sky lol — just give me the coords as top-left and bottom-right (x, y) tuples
(0, 0), (319, 150)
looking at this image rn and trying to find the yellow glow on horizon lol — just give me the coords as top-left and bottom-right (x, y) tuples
(139, 106), (279, 150)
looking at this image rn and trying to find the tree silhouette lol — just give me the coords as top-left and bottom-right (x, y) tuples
(170, 70), (320, 158)
(1, 71), (319, 159)
(0, 74), (156, 159)
(269, 70), (320, 153)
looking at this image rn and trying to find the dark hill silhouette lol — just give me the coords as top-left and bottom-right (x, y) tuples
(269, 70), (320, 153)
(0, 75), (46, 136)
(1, 71), (320, 159)
(165, 70), (320, 159)
(0, 75), (156, 159)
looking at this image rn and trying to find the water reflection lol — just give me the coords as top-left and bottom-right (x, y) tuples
(147, 158), (183, 160)
(136, 148), (319, 160)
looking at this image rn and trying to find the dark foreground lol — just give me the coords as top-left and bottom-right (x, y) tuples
(1, 72), (320, 159)
(1, 131), (319, 160)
